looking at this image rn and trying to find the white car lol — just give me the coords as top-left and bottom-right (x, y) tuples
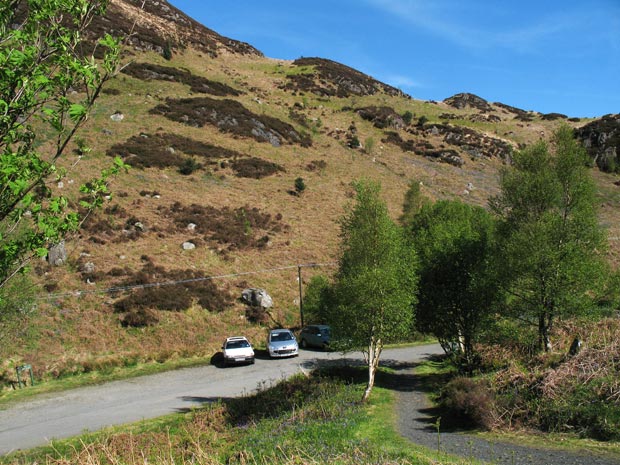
(222, 336), (255, 366)
(267, 329), (299, 358)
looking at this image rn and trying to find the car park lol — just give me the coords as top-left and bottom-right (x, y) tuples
(299, 324), (331, 350)
(222, 336), (255, 366)
(267, 329), (299, 358)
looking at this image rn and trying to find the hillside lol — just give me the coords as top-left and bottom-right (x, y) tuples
(2, 0), (619, 384)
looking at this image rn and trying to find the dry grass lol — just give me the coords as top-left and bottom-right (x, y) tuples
(2, 44), (618, 385)
(486, 319), (620, 438)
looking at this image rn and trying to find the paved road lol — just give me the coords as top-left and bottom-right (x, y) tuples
(0, 344), (443, 455)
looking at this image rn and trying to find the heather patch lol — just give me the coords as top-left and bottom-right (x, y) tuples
(230, 157), (285, 179)
(282, 57), (406, 98)
(106, 133), (243, 170)
(150, 97), (312, 147)
(161, 202), (287, 253)
(122, 62), (241, 96)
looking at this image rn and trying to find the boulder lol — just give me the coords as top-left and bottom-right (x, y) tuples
(48, 241), (67, 266)
(241, 288), (273, 308)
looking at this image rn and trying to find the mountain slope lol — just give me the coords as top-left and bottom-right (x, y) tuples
(1, 0), (619, 383)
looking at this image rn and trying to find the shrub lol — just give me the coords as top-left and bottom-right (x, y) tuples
(120, 308), (159, 328)
(489, 319), (620, 439)
(178, 157), (202, 175)
(402, 110), (414, 125)
(294, 177), (306, 194)
(440, 377), (495, 430)
(113, 262), (233, 315)
(162, 40), (173, 61)
(163, 202), (287, 252)
(245, 305), (270, 324)
(306, 159), (327, 172)
(231, 157), (284, 179)
(348, 135), (360, 148)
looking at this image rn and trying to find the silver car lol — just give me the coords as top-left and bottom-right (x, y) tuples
(267, 329), (299, 358)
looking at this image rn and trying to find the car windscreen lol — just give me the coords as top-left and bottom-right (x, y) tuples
(271, 332), (293, 341)
(226, 340), (250, 349)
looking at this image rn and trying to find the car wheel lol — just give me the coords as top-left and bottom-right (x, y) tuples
(301, 339), (307, 349)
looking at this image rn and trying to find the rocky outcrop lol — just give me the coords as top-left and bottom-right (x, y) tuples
(87, 0), (262, 57)
(150, 97), (312, 147)
(356, 106), (406, 129)
(444, 93), (492, 112)
(381, 132), (463, 166)
(575, 114), (620, 172)
(282, 57), (408, 98)
(427, 124), (513, 160)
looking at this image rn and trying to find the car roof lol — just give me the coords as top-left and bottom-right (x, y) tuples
(225, 336), (250, 342)
(304, 324), (330, 329)
(269, 328), (292, 333)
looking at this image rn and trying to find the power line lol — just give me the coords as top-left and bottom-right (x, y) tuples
(38, 262), (338, 301)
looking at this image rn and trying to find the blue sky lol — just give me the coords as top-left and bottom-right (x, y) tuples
(168, 0), (619, 118)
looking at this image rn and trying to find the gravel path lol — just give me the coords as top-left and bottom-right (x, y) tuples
(394, 363), (620, 465)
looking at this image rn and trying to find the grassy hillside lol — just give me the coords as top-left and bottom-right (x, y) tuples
(1, 0), (619, 387)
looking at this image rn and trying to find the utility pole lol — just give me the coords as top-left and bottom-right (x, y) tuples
(298, 264), (304, 327)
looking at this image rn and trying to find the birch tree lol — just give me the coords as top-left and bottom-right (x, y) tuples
(490, 125), (607, 351)
(330, 180), (417, 401)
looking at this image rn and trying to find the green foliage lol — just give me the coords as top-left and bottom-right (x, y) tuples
(538, 380), (620, 440)
(490, 124), (608, 351)
(0, 273), (36, 345)
(178, 157), (202, 175)
(302, 274), (332, 324)
(417, 115), (428, 127)
(349, 134), (361, 148)
(330, 180), (418, 400)
(402, 110), (414, 125)
(0, 0), (125, 294)
(410, 200), (499, 371)
(5, 369), (467, 465)
(399, 179), (427, 228)
(294, 176), (306, 194)
(162, 40), (173, 61)
(490, 319), (620, 441)
(364, 136), (375, 155)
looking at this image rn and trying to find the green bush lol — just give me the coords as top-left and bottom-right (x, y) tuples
(538, 378), (620, 440)
(440, 377), (495, 430)
(294, 177), (306, 193)
(162, 40), (173, 61)
(178, 157), (202, 175)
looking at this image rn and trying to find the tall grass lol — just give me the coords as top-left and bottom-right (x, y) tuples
(2, 369), (473, 465)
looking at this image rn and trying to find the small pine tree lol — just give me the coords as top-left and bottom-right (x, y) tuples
(163, 40), (173, 61)
(402, 111), (414, 125)
(295, 177), (306, 194)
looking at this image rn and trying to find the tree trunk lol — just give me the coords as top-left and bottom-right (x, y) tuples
(539, 313), (552, 352)
(362, 338), (382, 402)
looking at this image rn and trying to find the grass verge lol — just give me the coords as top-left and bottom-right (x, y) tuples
(2, 367), (478, 465)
